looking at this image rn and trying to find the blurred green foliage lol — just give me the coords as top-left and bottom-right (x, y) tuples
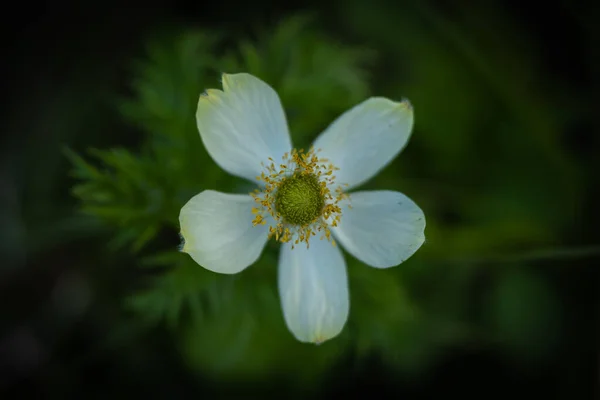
(65, 10), (584, 381)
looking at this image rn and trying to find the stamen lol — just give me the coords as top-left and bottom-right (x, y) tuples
(250, 147), (349, 249)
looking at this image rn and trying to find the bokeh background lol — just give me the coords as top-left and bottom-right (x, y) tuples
(1, 0), (598, 398)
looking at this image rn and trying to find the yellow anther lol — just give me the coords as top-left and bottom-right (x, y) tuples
(249, 147), (350, 249)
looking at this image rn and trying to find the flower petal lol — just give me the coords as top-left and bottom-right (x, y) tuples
(179, 190), (269, 274)
(313, 97), (413, 190)
(197, 73), (293, 183)
(278, 238), (349, 344)
(332, 190), (425, 268)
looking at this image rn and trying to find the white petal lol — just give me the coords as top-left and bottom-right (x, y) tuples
(332, 190), (425, 268)
(179, 190), (269, 274)
(278, 238), (349, 344)
(313, 97), (413, 190)
(197, 73), (293, 183)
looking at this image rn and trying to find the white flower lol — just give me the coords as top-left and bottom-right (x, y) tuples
(179, 73), (426, 344)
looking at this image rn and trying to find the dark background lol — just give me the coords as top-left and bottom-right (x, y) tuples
(1, 0), (598, 398)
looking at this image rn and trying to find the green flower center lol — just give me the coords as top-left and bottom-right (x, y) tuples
(275, 173), (325, 226)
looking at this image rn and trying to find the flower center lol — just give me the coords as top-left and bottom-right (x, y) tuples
(250, 147), (349, 249)
(275, 173), (325, 226)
